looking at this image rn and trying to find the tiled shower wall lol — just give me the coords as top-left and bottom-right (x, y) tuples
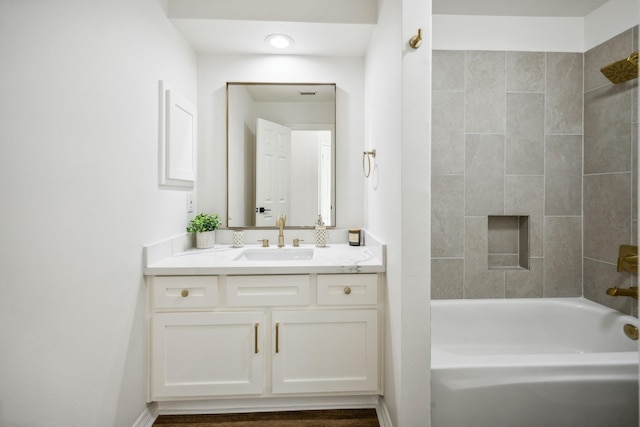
(432, 49), (584, 299)
(583, 28), (638, 315)
(432, 28), (638, 315)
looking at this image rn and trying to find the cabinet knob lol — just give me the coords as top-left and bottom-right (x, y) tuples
(344, 287), (351, 295)
(181, 289), (189, 298)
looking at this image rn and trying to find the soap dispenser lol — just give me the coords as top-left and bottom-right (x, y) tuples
(314, 214), (327, 247)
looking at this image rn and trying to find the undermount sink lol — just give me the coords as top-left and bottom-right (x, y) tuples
(235, 248), (314, 261)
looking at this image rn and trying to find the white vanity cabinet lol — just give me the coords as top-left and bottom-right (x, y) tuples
(272, 273), (379, 394)
(150, 276), (264, 398)
(272, 309), (378, 394)
(147, 273), (381, 401)
(151, 311), (264, 398)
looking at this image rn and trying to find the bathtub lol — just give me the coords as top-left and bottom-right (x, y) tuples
(431, 298), (638, 427)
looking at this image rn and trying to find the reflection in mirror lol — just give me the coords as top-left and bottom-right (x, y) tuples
(227, 83), (336, 228)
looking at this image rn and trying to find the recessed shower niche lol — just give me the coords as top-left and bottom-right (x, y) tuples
(488, 216), (530, 270)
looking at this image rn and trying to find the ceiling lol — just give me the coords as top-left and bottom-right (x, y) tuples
(167, 0), (611, 56)
(234, 83), (336, 103)
(433, 0), (610, 17)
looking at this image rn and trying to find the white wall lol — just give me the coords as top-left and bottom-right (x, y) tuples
(433, 15), (585, 51)
(584, 0), (639, 50)
(364, 0), (431, 424)
(399, 0), (432, 424)
(290, 131), (321, 225)
(227, 85), (255, 226)
(0, 1), (196, 425)
(196, 55), (364, 229)
(364, 0), (403, 418)
(433, 0), (638, 52)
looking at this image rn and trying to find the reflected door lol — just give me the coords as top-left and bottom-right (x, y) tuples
(255, 118), (291, 226)
(319, 132), (332, 226)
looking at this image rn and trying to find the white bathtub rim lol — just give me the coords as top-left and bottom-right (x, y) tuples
(432, 348), (637, 369)
(431, 296), (631, 311)
(431, 296), (639, 370)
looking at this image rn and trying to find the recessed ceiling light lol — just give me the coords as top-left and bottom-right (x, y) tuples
(265, 34), (294, 49)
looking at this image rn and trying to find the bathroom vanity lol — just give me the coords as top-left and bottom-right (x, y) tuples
(143, 233), (385, 405)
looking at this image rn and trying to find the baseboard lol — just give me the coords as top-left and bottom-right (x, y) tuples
(132, 403), (158, 427)
(157, 395), (379, 415)
(148, 396), (392, 426)
(376, 396), (393, 427)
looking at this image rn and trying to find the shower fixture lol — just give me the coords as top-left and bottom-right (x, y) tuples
(616, 244), (638, 273)
(600, 51), (638, 84)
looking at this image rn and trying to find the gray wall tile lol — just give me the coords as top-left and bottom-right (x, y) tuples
(584, 258), (633, 315)
(546, 52), (583, 135)
(584, 173), (632, 264)
(543, 217), (582, 297)
(488, 216), (519, 254)
(633, 122), (638, 221)
(465, 51), (506, 134)
(431, 32), (635, 307)
(582, 27), (638, 310)
(433, 50), (465, 91)
(584, 84), (632, 174)
(518, 217), (530, 269)
(545, 135), (582, 215)
(431, 258), (464, 299)
(584, 29), (633, 92)
(465, 134), (505, 215)
(432, 91), (465, 174)
(505, 258), (543, 298)
(506, 93), (545, 175)
(505, 175), (543, 257)
(431, 175), (465, 257)
(506, 51), (545, 93)
(632, 79), (638, 124)
(489, 254), (519, 268)
(464, 216), (506, 298)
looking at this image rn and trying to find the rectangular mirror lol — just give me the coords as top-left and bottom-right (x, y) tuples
(227, 82), (336, 228)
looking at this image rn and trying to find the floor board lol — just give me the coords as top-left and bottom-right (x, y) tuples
(153, 409), (380, 427)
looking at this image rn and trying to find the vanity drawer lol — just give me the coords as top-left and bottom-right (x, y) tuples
(226, 275), (310, 306)
(152, 276), (219, 309)
(317, 274), (378, 306)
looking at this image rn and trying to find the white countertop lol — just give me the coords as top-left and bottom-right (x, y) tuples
(144, 232), (386, 276)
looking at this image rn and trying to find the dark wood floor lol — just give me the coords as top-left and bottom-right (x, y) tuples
(153, 409), (380, 427)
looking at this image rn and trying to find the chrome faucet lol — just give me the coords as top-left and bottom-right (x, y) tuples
(276, 214), (287, 248)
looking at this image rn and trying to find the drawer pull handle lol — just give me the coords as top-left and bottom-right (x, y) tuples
(275, 323), (280, 353)
(344, 287), (352, 295)
(254, 323), (259, 354)
(181, 289), (189, 298)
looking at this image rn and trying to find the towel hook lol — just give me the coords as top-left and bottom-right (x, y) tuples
(409, 28), (423, 49)
(363, 149), (376, 178)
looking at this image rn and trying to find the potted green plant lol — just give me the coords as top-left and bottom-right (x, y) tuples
(187, 213), (221, 249)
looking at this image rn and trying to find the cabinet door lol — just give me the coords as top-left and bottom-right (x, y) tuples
(151, 311), (264, 399)
(272, 309), (378, 394)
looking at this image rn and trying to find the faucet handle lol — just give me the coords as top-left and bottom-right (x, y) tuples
(293, 238), (303, 247)
(258, 239), (269, 247)
(617, 244), (638, 273)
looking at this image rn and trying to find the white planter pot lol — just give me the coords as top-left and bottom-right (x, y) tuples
(196, 231), (215, 249)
